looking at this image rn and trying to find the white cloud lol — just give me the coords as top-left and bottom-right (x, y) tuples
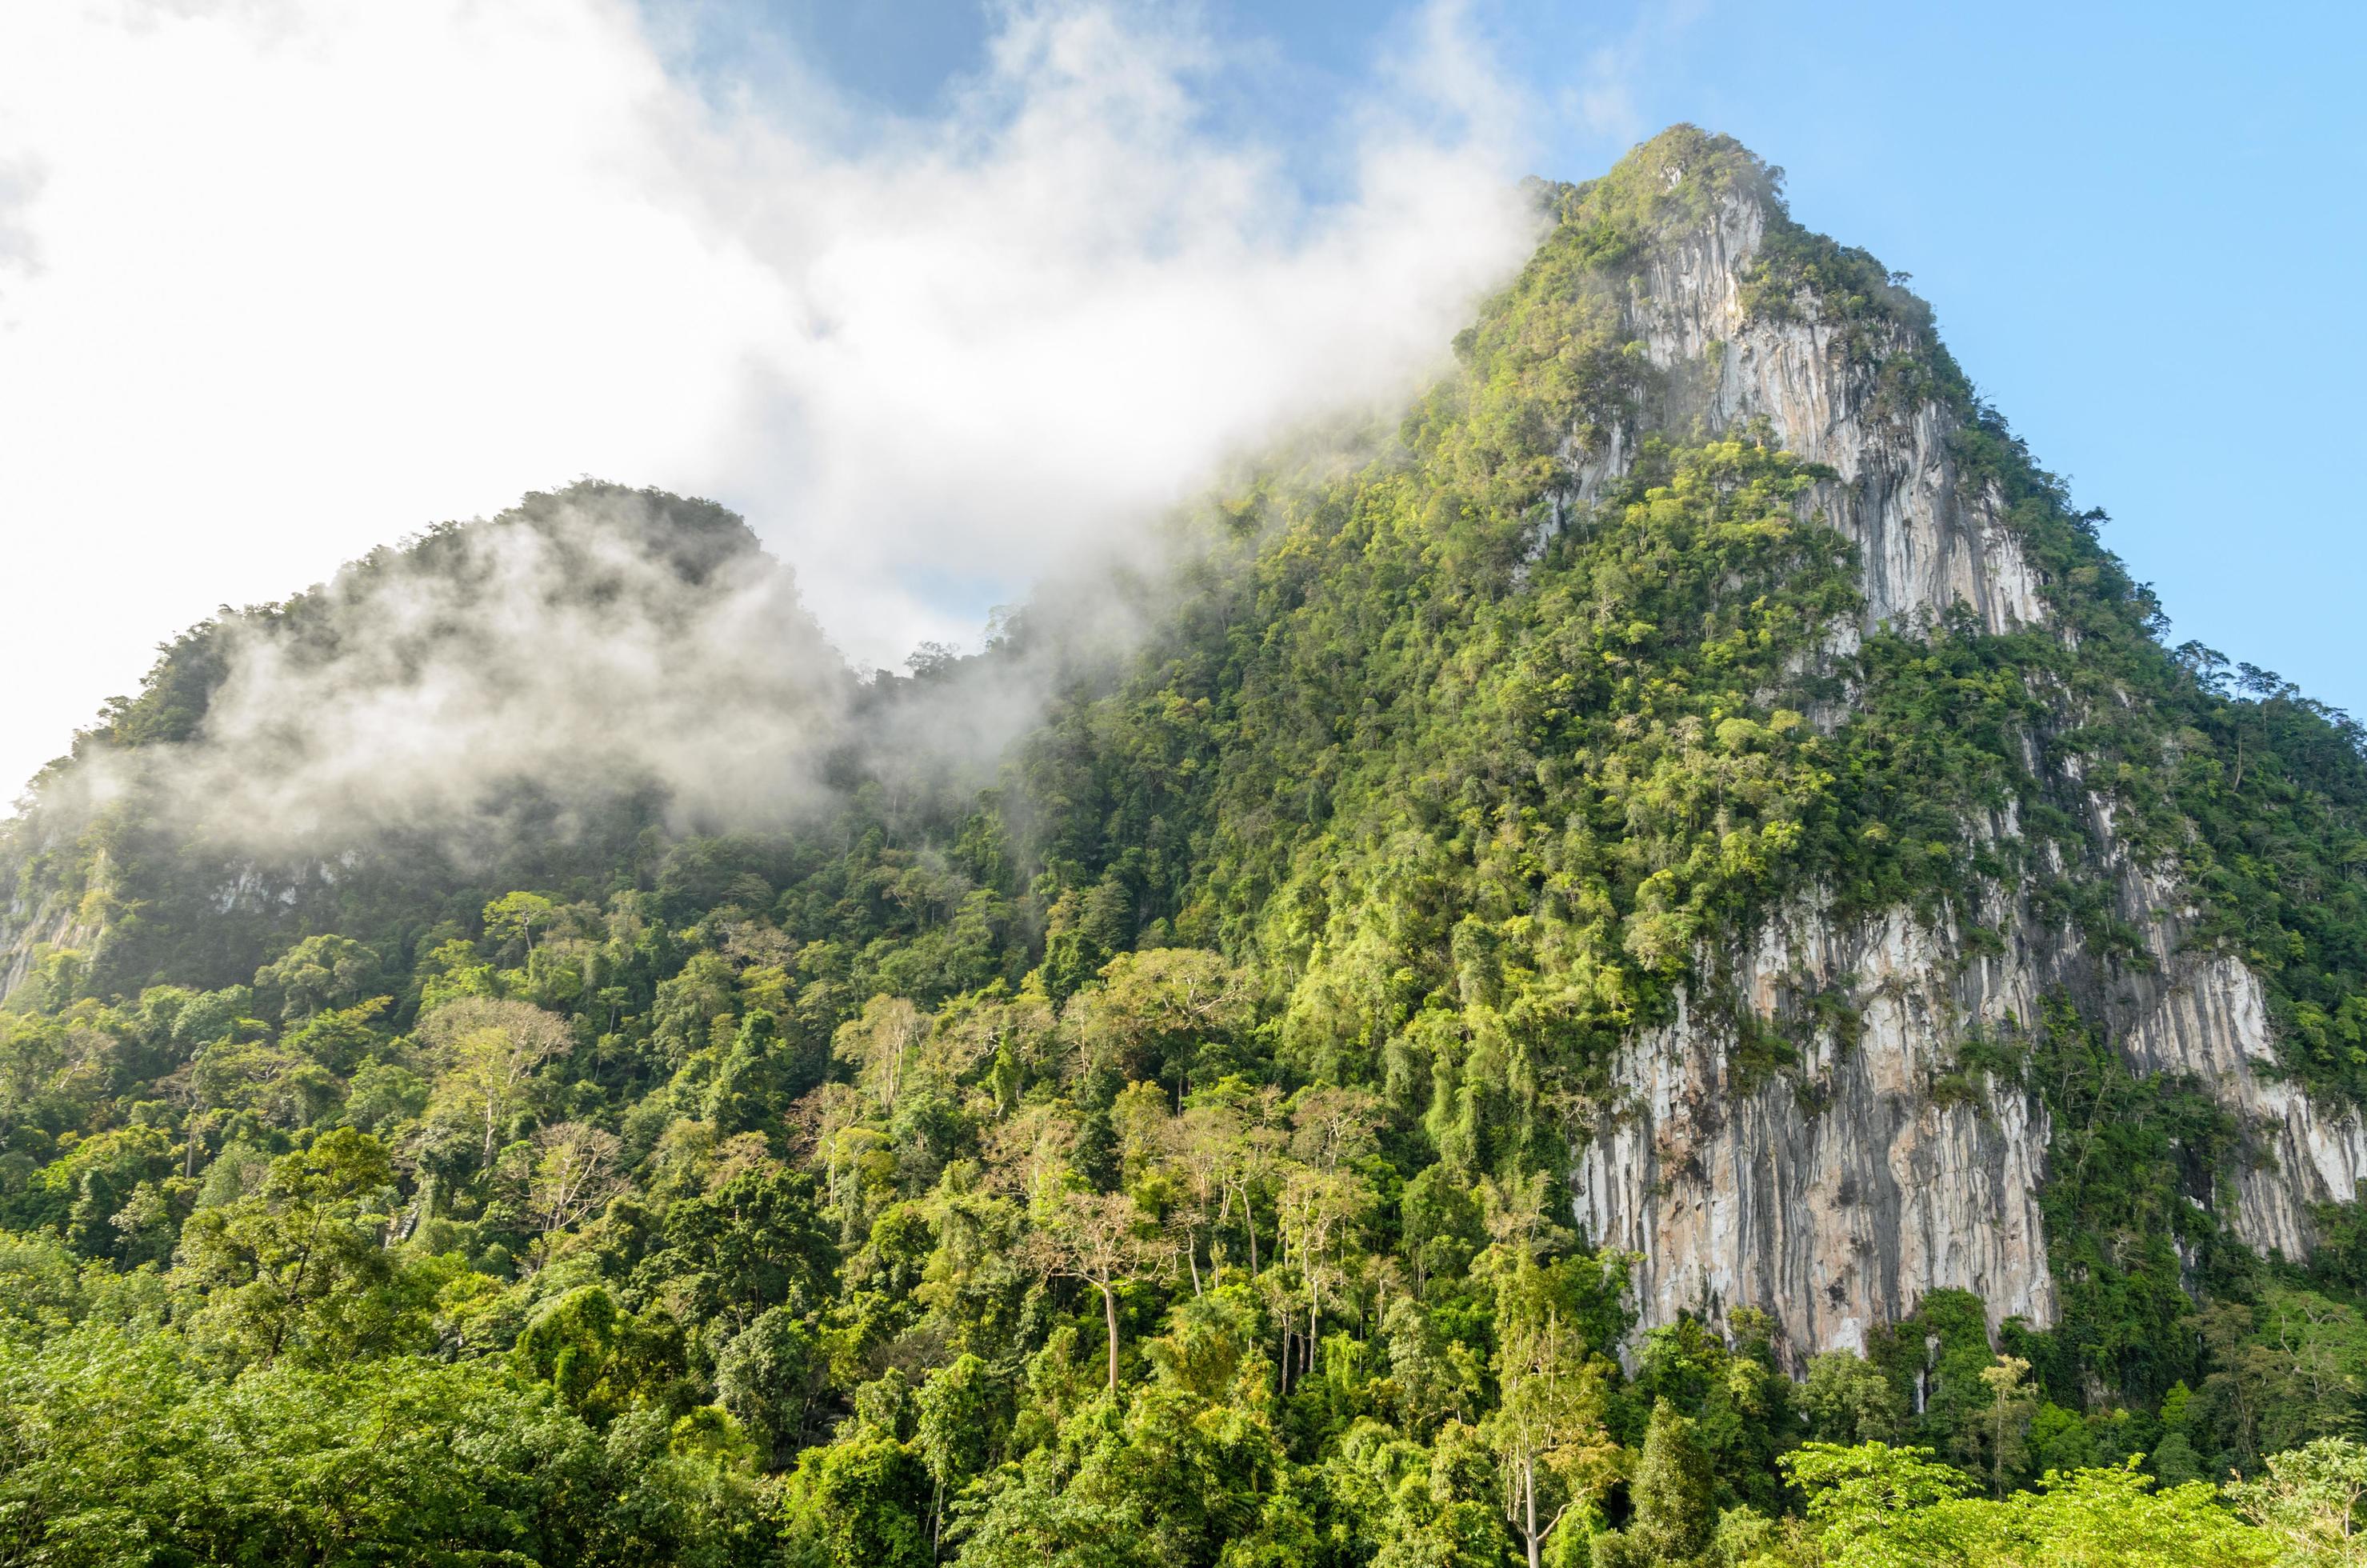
(0, 0), (1538, 800)
(146, 486), (853, 850)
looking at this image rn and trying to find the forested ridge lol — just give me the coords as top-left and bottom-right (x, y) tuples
(2, 126), (2365, 1565)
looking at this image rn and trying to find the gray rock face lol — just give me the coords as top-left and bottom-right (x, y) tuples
(1577, 874), (2367, 1363)
(1565, 166), (2363, 1362)
(1573, 187), (2046, 637)
(1573, 867), (2367, 1364)
(2123, 944), (2367, 1261)
(0, 880), (90, 1001)
(1573, 899), (2057, 1362)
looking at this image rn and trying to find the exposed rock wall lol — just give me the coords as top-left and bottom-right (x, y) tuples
(1572, 901), (2056, 1361)
(1575, 182), (2046, 637)
(2122, 940), (2367, 1260)
(0, 878), (90, 1002)
(1577, 870), (2367, 1363)
(1566, 162), (2364, 1362)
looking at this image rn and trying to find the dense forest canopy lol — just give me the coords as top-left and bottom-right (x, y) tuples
(2, 126), (2365, 1566)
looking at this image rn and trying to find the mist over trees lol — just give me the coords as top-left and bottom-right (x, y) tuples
(2, 128), (2365, 1566)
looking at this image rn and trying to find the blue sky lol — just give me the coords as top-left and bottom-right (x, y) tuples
(727, 0), (2367, 715)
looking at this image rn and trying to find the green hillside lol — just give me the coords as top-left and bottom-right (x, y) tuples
(2, 127), (2365, 1566)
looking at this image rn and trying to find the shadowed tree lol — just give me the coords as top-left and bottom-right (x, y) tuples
(1600, 1399), (1717, 1568)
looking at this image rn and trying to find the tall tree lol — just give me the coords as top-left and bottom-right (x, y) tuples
(1977, 1354), (2038, 1498)
(834, 994), (925, 1116)
(1028, 1187), (1160, 1390)
(418, 997), (571, 1169)
(1488, 1298), (1617, 1568)
(527, 1120), (624, 1239)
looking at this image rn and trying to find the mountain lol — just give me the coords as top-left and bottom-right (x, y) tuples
(2, 126), (2364, 1563)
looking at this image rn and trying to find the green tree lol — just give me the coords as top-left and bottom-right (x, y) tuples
(714, 1304), (818, 1466)
(510, 1282), (680, 1427)
(1802, 1349), (1907, 1445)
(1785, 1442), (2277, 1567)
(915, 1351), (1009, 1550)
(172, 1127), (413, 1369)
(2229, 1436), (2367, 1565)
(781, 1430), (932, 1568)
(0, 1340), (654, 1565)
(1601, 1399), (1717, 1568)
(483, 891), (560, 958)
(705, 1007), (794, 1135)
(653, 1167), (836, 1329)
(253, 933), (385, 1021)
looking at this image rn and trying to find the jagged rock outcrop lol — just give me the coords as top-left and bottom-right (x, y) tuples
(1570, 183), (2045, 638)
(1573, 898), (2057, 1363)
(1566, 155), (2363, 1362)
(1579, 867), (2367, 1363)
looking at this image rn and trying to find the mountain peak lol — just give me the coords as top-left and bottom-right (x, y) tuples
(1457, 126), (2033, 639)
(1559, 122), (1783, 231)
(4, 126), (2366, 1552)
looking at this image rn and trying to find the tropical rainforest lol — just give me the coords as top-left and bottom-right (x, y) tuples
(2, 128), (2365, 1566)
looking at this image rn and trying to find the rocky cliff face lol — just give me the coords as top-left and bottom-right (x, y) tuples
(1569, 187), (2045, 641)
(0, 835), (101, 1002)
(1565, 161), (2365, 1363)
(0, 893), (80, 1001)
(1573, 896), (2058, 1362)
(1645, 191), (2045, 637)
(1576, 850), (2367, 1364)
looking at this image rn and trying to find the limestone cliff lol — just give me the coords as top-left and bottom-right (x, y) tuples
(1562, 152), (2364, 1362)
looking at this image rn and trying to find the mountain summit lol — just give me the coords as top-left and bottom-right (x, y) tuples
(2, 127), (2363, 1559)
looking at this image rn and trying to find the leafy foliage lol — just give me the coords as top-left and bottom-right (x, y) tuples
(0, 125), (2361, 1564)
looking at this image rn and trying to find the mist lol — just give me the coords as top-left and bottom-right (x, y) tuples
(37, 488), (832, 858)
(0, 0), (1542, 804)
(40, 476), (1245, 864)
(190, 489), (853, 840)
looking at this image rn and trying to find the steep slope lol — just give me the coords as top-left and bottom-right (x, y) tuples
(1004, 127), (2367, 1383)
(1, 130), (2364, 1545)
(1535, 141), (2365, 1357)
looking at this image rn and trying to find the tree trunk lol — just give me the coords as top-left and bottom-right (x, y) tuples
(1523, 1458), (1541, 1568)
(1102, 1281), (1120, 1390)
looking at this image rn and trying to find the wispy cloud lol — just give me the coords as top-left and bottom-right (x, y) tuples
(1553, 0), (1706, 152)
(0, 0), (1541, 799)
